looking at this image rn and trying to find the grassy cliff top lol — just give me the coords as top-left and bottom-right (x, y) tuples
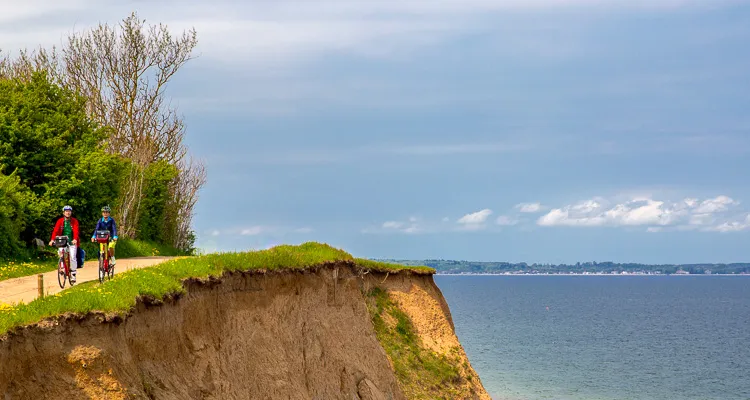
(0, 242), (433, 336)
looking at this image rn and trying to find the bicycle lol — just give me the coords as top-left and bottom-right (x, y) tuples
(94, 230), (115, 282)
(53, 235), (73, 288)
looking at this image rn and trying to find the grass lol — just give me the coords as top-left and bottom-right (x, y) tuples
(0, 258), (57, 282)
(366, 287), (466, 400)
(0, 242), (431, 336)
(78, 238), (190, 259)
(0, 238), (190, 283)
(355, 258), (435, 275)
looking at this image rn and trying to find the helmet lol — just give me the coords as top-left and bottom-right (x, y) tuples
(62, 205), (73, 212)
(101, 205), (111, 212)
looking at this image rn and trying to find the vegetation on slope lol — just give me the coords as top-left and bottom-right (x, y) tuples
(0, 242), (431, 336)
(365, 287), (470, 399)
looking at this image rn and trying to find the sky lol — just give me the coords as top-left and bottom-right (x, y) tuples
(2, 0), (750, 264)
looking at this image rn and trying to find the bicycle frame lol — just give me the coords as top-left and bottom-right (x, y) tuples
(55, 236), (72, 288)
(95, 230), (114, 282)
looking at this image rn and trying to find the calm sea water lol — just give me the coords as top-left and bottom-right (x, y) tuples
(434, 275), (750, 400)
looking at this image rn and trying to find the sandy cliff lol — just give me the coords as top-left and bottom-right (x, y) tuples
(0, 263), (489, 399)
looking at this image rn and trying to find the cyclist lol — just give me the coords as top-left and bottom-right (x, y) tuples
(91, 205), (118, 266)
(49, 205), (80, 283)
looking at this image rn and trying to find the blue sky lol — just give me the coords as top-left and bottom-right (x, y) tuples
(4, 0), (750, 263)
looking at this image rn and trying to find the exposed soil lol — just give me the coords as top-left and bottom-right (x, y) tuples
(0, 264), (489, 399)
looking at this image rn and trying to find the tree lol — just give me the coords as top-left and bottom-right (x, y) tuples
(1, 12), (206, 250)
(0, 72), (125, 245)
(0, 171), (32, 257)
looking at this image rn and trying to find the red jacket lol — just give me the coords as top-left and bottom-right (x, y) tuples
(50, 217), (80, 243)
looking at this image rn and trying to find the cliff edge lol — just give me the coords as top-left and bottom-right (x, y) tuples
(0, 245), (489, 399)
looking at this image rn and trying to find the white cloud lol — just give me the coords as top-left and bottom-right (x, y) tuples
(693, 195), (738, 214)
(210, 229), (221, 236)
(374, 217), (421, 234)
(457, 209), (493, 225)
(516, 202), (543, 213)
(496, 215), (519, 226)
(704, 214), (750, 233)
(240, 226), (263, 235)
(689, 213), (714, 226)
(382, 221), (404, 229)
(2, 0), (733, 67)
(537, 195), (741, 230)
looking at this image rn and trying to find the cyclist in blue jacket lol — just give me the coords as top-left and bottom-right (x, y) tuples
(91, 205), (118, 266)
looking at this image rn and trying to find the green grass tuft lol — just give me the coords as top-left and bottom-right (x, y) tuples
(355, 258), (435, 275)
(0, 242), (429, 336)
(366, 287), (464, 399)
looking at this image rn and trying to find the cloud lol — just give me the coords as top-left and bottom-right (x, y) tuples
(3, 0), (733, 67)
(210, 229), (221, 236)
(693, 195), (738, 214)
(516, 202), (543, 213)
(374, 216), (421, 234)
(537, 195), (742, 230)
(455, 209), (494, 231)
(230, 225), (313, 236)
(496, 215), (519, 226)
(704, 214), (750, 233)
(457, 209), (493, 225)
(240, 226), (263, 235)
(382, 221), (404, 229)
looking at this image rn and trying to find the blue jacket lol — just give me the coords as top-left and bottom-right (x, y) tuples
(92, 217), (118, 239)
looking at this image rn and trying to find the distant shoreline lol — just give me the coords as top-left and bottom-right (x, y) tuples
(435, 273), (750, 276)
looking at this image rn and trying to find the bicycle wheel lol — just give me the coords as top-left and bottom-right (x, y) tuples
(58, 257), (66, 288)
(108, 259), (115, 279)
(67, 254), (74, 286)
(99, 252), (105, 283)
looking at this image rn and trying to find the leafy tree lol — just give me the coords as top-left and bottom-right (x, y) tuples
(138, 160), (179, 243)
(0, 72), (125, 246)
(0, 171), (32, 256)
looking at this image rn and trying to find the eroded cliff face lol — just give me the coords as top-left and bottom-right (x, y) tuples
(0, 264), (489, 400)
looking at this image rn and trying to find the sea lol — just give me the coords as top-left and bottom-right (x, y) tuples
(434, 275), (750, 400)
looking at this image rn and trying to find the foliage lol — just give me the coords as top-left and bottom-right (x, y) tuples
(138, 160), (179, 243)
(1, 12), (205, 252)
(0, 171), (31, 256)
(366, 287), (464, 399)
(0, 72), (125, 250)
(0, 242), (430, 335)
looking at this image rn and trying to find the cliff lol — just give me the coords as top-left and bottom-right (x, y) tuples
(0, 247), (489, 399)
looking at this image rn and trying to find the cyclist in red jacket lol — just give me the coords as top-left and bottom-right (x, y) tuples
(49, 205), (80, 283)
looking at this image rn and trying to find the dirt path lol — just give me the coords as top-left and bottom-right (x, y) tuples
(0, 256), (179, 305)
